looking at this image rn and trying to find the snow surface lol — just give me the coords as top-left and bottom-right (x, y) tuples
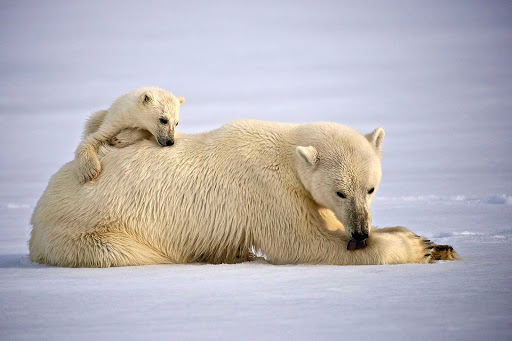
(1, 1), (511, 340)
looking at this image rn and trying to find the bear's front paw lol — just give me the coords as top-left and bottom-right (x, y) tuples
(416, 238), (459, 263)
(431, 244), (459, 261)
(76, 154), (102, 183)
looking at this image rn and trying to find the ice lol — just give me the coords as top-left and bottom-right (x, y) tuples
(1, 1), (511, 340)
(487, 194), (512, 205)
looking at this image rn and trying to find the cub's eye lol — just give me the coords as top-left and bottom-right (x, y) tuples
(159, 118), (168, 124)
(176, 122), (179, 126)
(336, 191), (346, 199)
(368, 187), (375, 194)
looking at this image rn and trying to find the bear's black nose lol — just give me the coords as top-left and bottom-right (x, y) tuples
(352, 232), (369, 241)
(166, 140), (174, 146)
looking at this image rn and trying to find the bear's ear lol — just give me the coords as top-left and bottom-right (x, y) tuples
(296, 146), (318, 166)
(366, 128), (385, 151)
(141, 92), (154, 105)
(178, 96), (186, 106)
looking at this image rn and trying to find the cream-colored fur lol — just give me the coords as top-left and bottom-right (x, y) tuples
(75, 87), (185, 183)
(84, 112), (155, 147)
(30, 120), (456, 267)
(83, 109), (108, 137)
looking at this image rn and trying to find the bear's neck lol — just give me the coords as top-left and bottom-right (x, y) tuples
(273, 126), (320, 204)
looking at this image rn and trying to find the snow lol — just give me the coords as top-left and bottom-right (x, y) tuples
(1, 1), (511, 340)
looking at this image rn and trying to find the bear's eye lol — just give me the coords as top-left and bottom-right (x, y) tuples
(336, 191), (346, 199)
(368, 187), (375, 194)
(176, 122), (179, 126)
(159, 118), (168, 124)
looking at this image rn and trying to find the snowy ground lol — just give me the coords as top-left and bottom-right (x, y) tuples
(1, 1), (511, 340)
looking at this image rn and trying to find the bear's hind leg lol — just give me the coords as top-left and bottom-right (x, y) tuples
(31, 229), (172, 267)
(83, 110), (108, 137)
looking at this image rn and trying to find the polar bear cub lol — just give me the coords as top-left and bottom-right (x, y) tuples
(75, 87), (185, 183)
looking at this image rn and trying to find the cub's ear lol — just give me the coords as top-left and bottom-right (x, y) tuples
(366, 127), (385, 150)
(296, 146), (318, 166)
(178, 96), (186, 106)
(141, 91), (154, 105)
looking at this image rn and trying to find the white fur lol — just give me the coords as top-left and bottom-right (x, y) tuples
(75, 87), (185, 183)
(30, 120), (438, 267)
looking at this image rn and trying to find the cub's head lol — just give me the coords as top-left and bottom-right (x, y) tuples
(138, 87), (186, 147)
(295, 123), (385, 246)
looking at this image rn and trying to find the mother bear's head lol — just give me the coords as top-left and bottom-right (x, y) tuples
(294, 123), (385, 246)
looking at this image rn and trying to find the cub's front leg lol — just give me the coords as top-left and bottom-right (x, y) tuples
(75, 124), (119, 183)
(109, 128), (153, 148)
(75, 138), (102, 183)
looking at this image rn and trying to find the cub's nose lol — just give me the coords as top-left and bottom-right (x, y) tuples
(166, 140), (174, 146)
(352, 232), (369, 241)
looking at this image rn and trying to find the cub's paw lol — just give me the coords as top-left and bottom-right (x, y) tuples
(431, 244), (459, 261)
(109, 136), (121, 146)
(109, 129), (151, 148)
(109, 135), (132, 148)
(76, 154), (102, 183)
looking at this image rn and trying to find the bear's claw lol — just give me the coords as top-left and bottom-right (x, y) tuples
(109, 137), (119, 146)
(109, 136), (131, 148)
(420, 238), (435, 263)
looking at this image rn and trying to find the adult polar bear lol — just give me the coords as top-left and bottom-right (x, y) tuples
(29, 120), (457, 267)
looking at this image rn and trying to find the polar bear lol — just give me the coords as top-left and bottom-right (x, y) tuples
(75, 87), (186, 183)
(29, 120), (458, 267)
